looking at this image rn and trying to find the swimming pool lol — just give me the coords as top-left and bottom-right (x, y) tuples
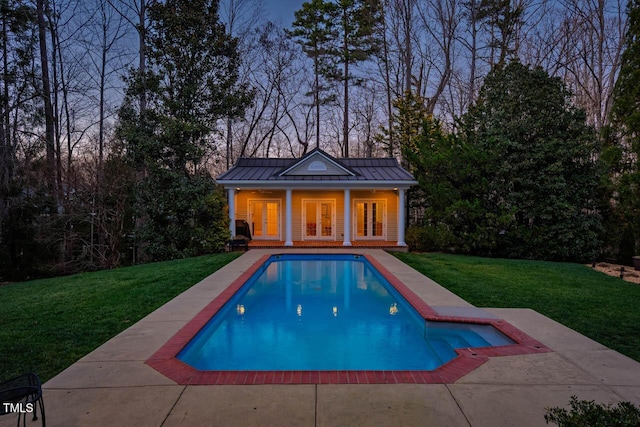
(147, 252), (550, 384)
(177, 254), (513, 371)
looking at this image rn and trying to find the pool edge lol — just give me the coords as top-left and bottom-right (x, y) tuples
(145, 252), (551, 385)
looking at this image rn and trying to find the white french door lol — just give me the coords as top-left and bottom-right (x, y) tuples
(354, 200), (386, 240)
(302, 200), (335, 240)
(248, 200), (280, 240)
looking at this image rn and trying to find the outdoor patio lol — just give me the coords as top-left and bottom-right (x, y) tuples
(5, 249), (640, 427)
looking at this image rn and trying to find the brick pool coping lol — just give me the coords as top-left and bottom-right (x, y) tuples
(146, 253), (551, 385)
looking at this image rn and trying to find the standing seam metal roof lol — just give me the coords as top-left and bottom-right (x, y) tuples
(216, 157), (415, 182)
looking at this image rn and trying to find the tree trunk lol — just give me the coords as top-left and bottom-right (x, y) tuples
(404, 0), (412, 94)
(1, 10), (12, 189)
(99, 6), (107, 166)
(36, 0), (57, 199)
(381, 3), (394, 156)
(314, 54), (320, 150)
(468, 0), (478, 106)
(226, 118), (233, 169)
(139, 0), (146, 113)
(343, 6), (349, 158)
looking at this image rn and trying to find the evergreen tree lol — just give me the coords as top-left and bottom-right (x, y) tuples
(288, 0), (338, 151)
(117, 0), (252, 260)
(461, 62), (603, 260)
(404, 62), (604, 260)
(476, 0), (524, 65)
(328, 0), (383, 157)
(392, 92), (498, 252)
(610, 0), (640, 258)
(121, 0), (252, 174)
(402, 115), (496, 252)
(0, 0), (42, 279)
(612, 0), (640, 146)
(289, 0), (382, 157)
(392, 91), (429, 155)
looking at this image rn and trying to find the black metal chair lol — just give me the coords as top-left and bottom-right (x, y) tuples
(235, 219), (252, 240)
(229, 220), (251, 251)
(0, 373), (45, 427)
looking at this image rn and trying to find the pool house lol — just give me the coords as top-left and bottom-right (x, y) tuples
(216, 148), (418, 248)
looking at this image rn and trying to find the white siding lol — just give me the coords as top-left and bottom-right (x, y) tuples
(232, 188), (399, 242)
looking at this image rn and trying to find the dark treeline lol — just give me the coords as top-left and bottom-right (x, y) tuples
(0, 0), (637, 280)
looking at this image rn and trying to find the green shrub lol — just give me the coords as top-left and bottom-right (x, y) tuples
(405, 224), (451, 252)
(405, 226), (428, 251)
(545, 396), (640, 426)
(135, 170), (229, 261)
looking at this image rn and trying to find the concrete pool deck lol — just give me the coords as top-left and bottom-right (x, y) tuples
(6, 249), (640, 426)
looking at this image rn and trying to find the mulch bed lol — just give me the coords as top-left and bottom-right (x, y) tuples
(589, 262), (640, 284)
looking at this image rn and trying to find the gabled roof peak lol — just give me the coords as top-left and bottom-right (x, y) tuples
(277, 148), (357, 177)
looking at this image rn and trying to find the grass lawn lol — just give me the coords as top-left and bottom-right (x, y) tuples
(0, 252), (241, 382)
(394, 252), (640, 363)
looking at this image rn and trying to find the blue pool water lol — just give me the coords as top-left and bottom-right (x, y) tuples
(177, 254), (513, 371)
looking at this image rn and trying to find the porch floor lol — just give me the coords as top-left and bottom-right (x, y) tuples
(247, 240), (408, 251)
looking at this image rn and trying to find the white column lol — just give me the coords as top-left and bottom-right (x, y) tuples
(397, 188), (406, 246)
(285, 188), (293, 246)
(343, 188), (352, 246)
(228, 188), (236, 238)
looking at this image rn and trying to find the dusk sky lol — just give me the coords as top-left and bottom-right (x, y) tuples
(263, 0), (306, 25)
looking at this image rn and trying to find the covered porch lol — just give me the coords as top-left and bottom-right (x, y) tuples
(246, 239), (409, 251)
(216, 149), (418, 249)
(226, 187), (409, 248)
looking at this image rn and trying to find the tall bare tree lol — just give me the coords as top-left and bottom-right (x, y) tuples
(353, 82), (380, 157)
(558, 0), (627, 131)
(237, 23), (299, 158)
(36, 0), (57, 198)
(325, 0), (383, 157)
(88, 0), (127, 164)
(221, 0), (263, 167)
(289, 0), (337, 152)
(461, 0), (481, 107)
(378, 0), (395, 155)
(417, 0), (460, 113)
(108, 0), (149, 113)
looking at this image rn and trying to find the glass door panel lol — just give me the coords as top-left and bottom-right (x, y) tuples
(321, 203), (332, 236)
(249, 200), (279, 240)
(251, 201), (264, 237)
(354, 200), (385, 239)
(356, 202), (367, 237)
(266, 202), (279, 237)
(303, 200), (334, 240)
(305, 202), (317, 237)
(372, 202), (383, 237)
